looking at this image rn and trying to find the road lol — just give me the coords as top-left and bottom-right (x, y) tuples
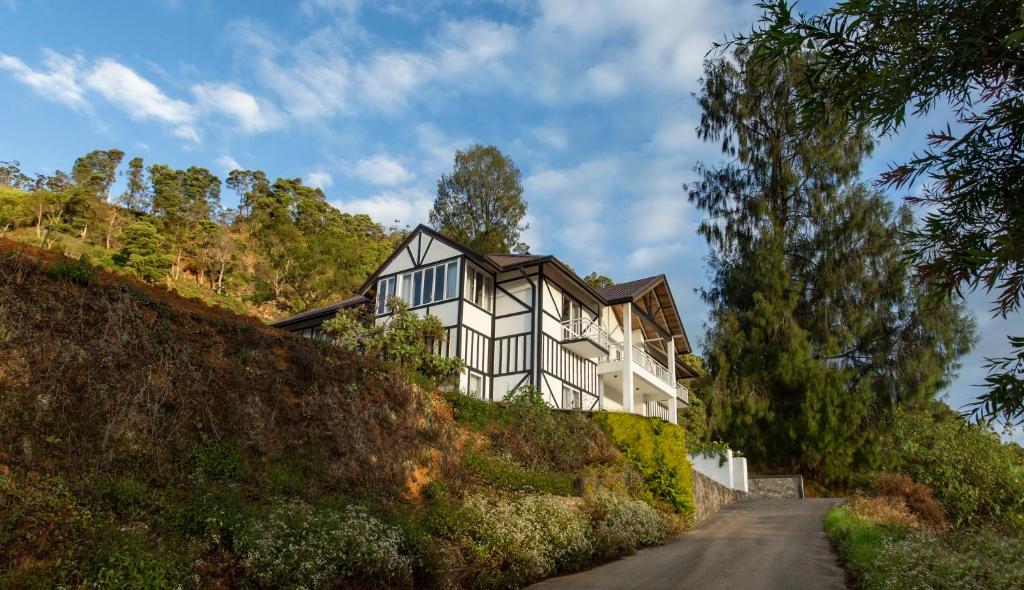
(530, 499), (847, 590)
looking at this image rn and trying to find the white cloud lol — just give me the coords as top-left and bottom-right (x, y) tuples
(193, 82), (284, 133)
(532, 125), (568, 150)
(332, 187), (433, 226)
(84, 58), (198, 142)
(302, 0), (361, 15)
(305, 170), (334, 189)
(348, 154), (414, 186)
(355, 51), (431, 113)
(650, 116), (702, 154)
(0, 49), (86, 107)
(627, 242), (685, 269)
(585, 62), (626, 98)
(217, 155), (242, 173)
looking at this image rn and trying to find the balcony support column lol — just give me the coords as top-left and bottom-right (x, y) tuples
(667, 337), (678, 424)
(622, 302), (634, 414)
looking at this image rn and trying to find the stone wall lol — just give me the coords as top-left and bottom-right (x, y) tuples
(748, 475), (804, 499)
(692, 469), (740, 522)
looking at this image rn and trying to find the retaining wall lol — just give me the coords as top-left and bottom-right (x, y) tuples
(747, 475), (804, 499)
(692, 469), (741, 522)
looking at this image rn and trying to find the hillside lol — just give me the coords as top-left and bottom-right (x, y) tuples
(0, 240), (696, 589)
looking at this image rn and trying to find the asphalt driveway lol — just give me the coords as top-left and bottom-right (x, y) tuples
(530, 498), (846, 590)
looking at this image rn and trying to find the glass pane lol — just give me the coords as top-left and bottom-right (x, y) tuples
(377, 279), (386, 314)
(446, 261), (458, 299)
(484, 276), (493, 311)
(474, 271), (483, 306)
(562, 294), (570, 321)
(401, 274), (411, 303)
(433, 265), (445, 301)
(388, 276), (396, 298)
(423, 268), (434, 304)
(413, 271), (422, 306)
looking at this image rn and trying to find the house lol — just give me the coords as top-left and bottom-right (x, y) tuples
(271, 224), (697, 423)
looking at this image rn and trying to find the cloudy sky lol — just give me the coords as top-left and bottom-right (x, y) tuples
(1, 0), (1019, 439)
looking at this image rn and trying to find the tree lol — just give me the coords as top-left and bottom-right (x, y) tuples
(739, 0), (1024, 424)
(689, 47), (974, 481)
(71, 149), (124, 199)
(583, 272), (614, 290)
(429, 144), (529, 254)
(114, 220), (172, 283)
(119, 157), (149, 213)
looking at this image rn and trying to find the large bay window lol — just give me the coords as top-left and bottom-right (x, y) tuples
(377, 259), (460, 315)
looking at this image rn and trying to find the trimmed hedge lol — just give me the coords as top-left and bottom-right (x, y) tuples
(593, 412), (695, 518)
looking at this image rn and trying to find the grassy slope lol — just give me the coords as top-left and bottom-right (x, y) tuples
(0, 240), (693, 589)
(825, 506), (1024, 590)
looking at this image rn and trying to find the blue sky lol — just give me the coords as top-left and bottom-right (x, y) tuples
(1, 0), (1020, 440)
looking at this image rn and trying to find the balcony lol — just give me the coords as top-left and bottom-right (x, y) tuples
(560, 318), (610, 358)
(676, 383), (690, 405)
(598, 341), (675, 401)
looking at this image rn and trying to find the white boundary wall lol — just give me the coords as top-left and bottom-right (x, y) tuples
(688, 450), (748, 492)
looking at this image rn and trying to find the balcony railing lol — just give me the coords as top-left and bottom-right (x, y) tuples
(602, 342), (674, 389)
(561, 318), (611, 350)
(676, 383), (690, 404)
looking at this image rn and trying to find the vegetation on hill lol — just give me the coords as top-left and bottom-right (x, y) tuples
(0, 241), (695, 589)
(0, 156), (399, 321)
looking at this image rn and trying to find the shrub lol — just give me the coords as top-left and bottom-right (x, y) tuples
(238, 501), (413, 589)
(870, 474), (946, 528)
(884, 406), (1024, 528)
(460, 494), (593, 589)
(586, 490), (667, 560)
(462, 447), (576, 495)
(594, 412), (695, 517)
(44, 258), (95, 285)
(844, 492), (923, 530)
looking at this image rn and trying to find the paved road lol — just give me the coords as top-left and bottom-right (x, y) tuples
(530, 499), (846, 590)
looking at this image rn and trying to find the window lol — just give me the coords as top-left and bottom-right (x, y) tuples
(562, 294), (582, 323)
(376, 276), (396, 315)
(465, 265), (493, 312)
(423, 267), (434, 304)
(469, 373), (483, 400)
(378, 260), (459, 315)
(562, 385), (581, 410)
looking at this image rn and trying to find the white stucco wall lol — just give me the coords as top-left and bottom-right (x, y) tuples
(688, 450), (748, 492)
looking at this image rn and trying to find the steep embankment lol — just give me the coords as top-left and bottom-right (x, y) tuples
(0, 239), (694, 589)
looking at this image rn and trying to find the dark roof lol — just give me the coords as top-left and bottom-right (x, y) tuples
(486, 254), (548, 268)
(596, 275), (663, 303)
(269, 295), (370, 328)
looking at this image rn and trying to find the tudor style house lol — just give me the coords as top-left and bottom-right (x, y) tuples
(271, 225), (697, 423)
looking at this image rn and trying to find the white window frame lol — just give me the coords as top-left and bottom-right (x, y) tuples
(562, 384), (582, 410)
(465, 264), (493, 312)
(468, 373), (483, 400)
(378, 260), (460, 316)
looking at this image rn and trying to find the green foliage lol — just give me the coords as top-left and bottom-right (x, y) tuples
(429, 143), (529, 254)
(323, 298), (464, 386)
(237, 501), (414, 589)
(462, 448), (576, 495)
(690, 44), (975, 481)
(741, 0), (1024, 425)
(45, 258), (95, 285)
(113, 220), (172, 283)
(459, 494), (594, 589)
(188, 440), (246, 482)
(585, 490), (667, 560)
(882, 406), (1024, 529)
(81, 529), (185, 590)
(594, 412), (694, 517)
(583, 272), (614, 289)
(825, 506), (1024, 590)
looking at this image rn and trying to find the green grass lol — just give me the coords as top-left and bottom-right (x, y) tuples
(825, 506), (1024, 590)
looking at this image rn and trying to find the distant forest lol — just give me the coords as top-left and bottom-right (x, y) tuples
(0, 152), (401, 319)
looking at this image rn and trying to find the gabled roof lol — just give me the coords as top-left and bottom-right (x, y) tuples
(270, 295), (370, 328)
(486, 254), (548, 268)
(357, 224), (498, 294)
(596, 275), (663, 303)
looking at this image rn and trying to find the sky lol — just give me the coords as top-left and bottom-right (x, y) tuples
(1, 0), (1020, 441)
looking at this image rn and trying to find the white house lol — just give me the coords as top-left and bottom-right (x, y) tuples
(271, 225), (697, 423)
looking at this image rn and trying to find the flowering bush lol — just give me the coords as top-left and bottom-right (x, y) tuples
(460, 494), (593, 588)
(586, 490), (667, 559)
(238, 501), (413, 589)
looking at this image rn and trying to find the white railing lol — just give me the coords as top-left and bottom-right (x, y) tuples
(560, 317), (611, 350)
(645, 400), (670, 420)
(676, 383), (690, 404)
(602, 342), (674, 389)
